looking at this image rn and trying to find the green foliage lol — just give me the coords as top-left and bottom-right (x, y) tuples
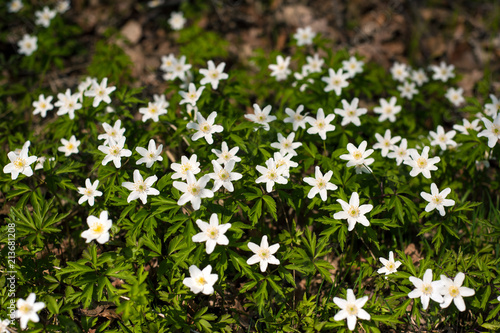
(1, 2), (500, 333)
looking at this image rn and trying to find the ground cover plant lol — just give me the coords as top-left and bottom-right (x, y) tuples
(1, 0), (500, 332)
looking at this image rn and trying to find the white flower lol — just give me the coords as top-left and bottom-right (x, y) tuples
(373, 129), (401, 157)
(98, 120), (126, 145)
(420, 183), (455, 216)
(270, 132), (302, 156)
(321, 68), (349, 95)
(339, 141), (375, 174)
(3, 142), (37, 180)
(209, 160), (242, 192)
(122, 170), (159, 204)
(153, 94), (169, 109)
(247, 236), (280, 272)
(408, 268), (444, 310)
(179, 83), (205, 106)
(293, 26), (315, 46)
(255, 158), (287, 192)
(303, 53), (324, 74)
(81, 211), (112, 244)
(169, 55), (192, 81)
(390, 62), (409, 82)
(431, 61), (455, 82)
(98, 137), (132, 168)
(77, 179), (102, 206)
(445, 87), (465, 107)
(404, 146), (440, 179)
(183, 265), (218, 295)
(397, 81), (418, 100)
(0, 318), (10, 333)
(32, 94), (54, 118)
(169, 11), (186, 30)
(333, 289), (370, 331)
(283, 105), (308, 131)
(429, 125), (457, 150)
(139, 101), (168, 122)
(244, 104), (277, 131)
(160, 53), (176, 72)
(373, 97), (401, 123)
(305, 108), (336, 140)
(272, 152), (298, 178)
(8, 0), (23, 13)
(293, 69), (314, 92)
(55, 89), (82, 119)
(334, 98), (367, 127)
(334, 192), (373, 231)
(485, 94), (500, 117)
(18, 34), (37, 56)
(171, 154), (201, 180)
(84, 78), (116, 108)
(173, 170), (213, 210)
(387, 138), (411, 166)
(269, 55), (291, 81)
(411, 68), (429, 86)
(342, 56), (364, 78)
(192, 213), (231, 254)
(15, 293), (45, 329)
(211, 141), (241, 165)
(186, 111), (223, 144)
(377, 251), (402, 276)
(136, 139), (163, 168)
(453, 118), (481, 135)
(55, 0), (70, 13)
(35, 6), (56, 28)
(439, 272), (475, 311)
(58, 135), (80, 156)
(77, 76), (97, 94)
(199, 60), (228, 90)
(478, 114), (500, 148)
(303, 166), (337, 201)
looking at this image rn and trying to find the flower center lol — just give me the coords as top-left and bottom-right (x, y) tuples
(294, 114), (303, 121)
(384, 106), (393, 114)
(417, 157), (428, 168)
(257, 114), (265, 122)
(346, 304), (358, 316)
(493, 126), (500, 135)
(348, 110), (356, 116)
(352, 150), (363, 160)
(422, 283), (433, 295)
(348, 206), (359, 218)
(85, 189), (94, 196)
(211, 71), (218, 79)
(333, 79), (340, 85)
(259, 249), (270, 259)
(449, 285), (460, 298)
(135, 181), (146, 192)
(67, 143), (74, 150)
(150, 107), (157, 114)
(40, 102), (46, 108)
(97, 89), (105, 97)
(438, 134), (447, 142)
(267, 170), (278, 180)
(181, 163), (191, 173)
(14, 158), (26, 169)
(206, 227), (219, 240)
(200, 123), (211, 133)
(196, 276), (207, 286)
(385, 262), (395, 271)
(398, 149), (406, 156)
(110, 146), (120, 156)
(149, 152), (155, 158)
(222, 152), (231, 160)
(283, 141), (291, 148)
(18, 304), (32, 315)
(384, 140), (391, 147)
(91, 223), (104, 234)
(25, 42), (32, 49)
(218, 169), (230, 180)
(316, 179), (326, 189)
(188, 184), (201, 196)
(316, 120), (325, 129)
(432, 195), (443, 204)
